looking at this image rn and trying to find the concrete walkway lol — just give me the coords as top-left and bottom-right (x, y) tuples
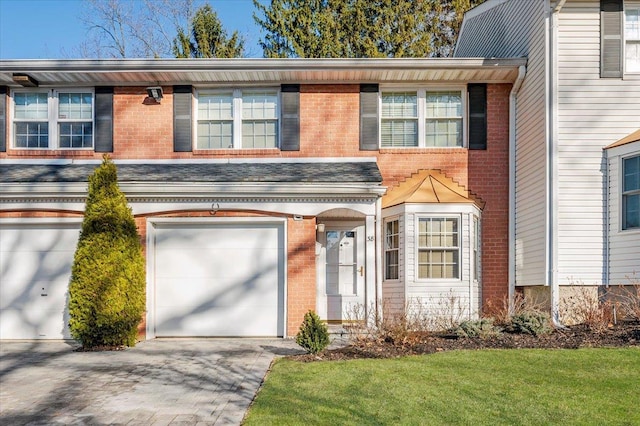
(0, 339), (305, 425)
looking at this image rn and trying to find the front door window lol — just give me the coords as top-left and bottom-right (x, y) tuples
(325, 230), (358, 296)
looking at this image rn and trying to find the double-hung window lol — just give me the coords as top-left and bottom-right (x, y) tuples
(417, 217), (460, 279)
(623, 155), (640, 229)
(380, 89), (463, 148)
(13, 90), (94, 149)
(626, 4), (640, 73)
(196, 88), (279, 149)
(384, 219), (399, 280)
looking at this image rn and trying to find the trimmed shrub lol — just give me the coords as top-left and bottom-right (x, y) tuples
(453, 318), (501, 339)
(68, 156), (145, 348)
(506, 312), (552, 336)
(296, 310), (330, 354)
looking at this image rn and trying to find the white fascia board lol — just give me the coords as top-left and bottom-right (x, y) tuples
(0, 58), (528, 72)
(0, 182), (387, 199)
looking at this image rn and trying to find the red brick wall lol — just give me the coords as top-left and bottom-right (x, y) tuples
(468, 84), (511, 311)
(1, 83), (512, 321)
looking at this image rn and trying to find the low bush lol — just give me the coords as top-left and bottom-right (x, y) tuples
(453, 318), (501, 339)
(296, 310), (330, 354)
(506, 312), (552, 336)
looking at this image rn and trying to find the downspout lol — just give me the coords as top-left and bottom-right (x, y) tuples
(548, 0), (565, 327)
(509, 65), (527, 314)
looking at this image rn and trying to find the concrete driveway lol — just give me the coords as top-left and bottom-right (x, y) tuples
(0, 339), (304, 425)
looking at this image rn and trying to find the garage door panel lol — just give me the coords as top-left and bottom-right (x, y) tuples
(155, 248), (281, 280)
(153, 222), (285, 337)
(156, 276), (280, 308)
(157, 302), (279, 337)
(156, 225), (280, 249)
(0, 223), (79, 340)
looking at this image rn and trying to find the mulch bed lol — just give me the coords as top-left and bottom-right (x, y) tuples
(291, 322), (640, 362)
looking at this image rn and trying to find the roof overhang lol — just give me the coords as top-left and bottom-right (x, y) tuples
(604, 129), (640, 150)
(0, 58), (528, 87)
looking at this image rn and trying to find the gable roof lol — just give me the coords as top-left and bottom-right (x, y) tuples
(604, 129), (640, 149)
(382, 169), (484, 209)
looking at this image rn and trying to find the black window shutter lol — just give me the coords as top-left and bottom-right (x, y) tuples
(0, 86), (6, 152)
(360, 84), (379, 151)
(174, 85), (193, 152)
(601, 0), (623, 78)
(94, 87), (114, 153)
(280, 84), (300, 151)
(468, 84), (487, 150)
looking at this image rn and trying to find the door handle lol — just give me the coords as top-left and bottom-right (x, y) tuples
(358, 266), (364, 276)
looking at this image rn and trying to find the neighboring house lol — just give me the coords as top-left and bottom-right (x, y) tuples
(455, 0), (640, 322)
(0, 59), (524, 339)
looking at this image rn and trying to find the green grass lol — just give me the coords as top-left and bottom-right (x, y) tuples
(244, 348), (640, 425)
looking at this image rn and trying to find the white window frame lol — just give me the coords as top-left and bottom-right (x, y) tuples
(11, 88), (95, 150)
(473, 215), (480, 282)
(384, 217), (400, 281)
(622, 154), (640, 230)
(379, 86), (466, 148)
(625, 2), (640, 74)
(415, 215), (462, 281)
(194, 87), (280, 150)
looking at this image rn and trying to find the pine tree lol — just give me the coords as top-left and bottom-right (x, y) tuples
(68, 156), (145, 348)
(253, 0), (485, 58)
(173, 4), (244, 58)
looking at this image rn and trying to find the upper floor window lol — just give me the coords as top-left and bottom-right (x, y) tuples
(380, 89), (463, 148)
(626, 6), (640, 73)
(13, 90), (94, 149)
(196, 88), (279, 149)
(417, 216), (460, 279)
(623, 155), (640, 229)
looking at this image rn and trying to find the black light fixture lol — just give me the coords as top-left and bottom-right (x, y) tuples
(146, 86), (163, 102)
(13, 73), (39, 87)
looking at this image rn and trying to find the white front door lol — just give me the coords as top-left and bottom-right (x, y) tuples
(319, 225), (365, 321)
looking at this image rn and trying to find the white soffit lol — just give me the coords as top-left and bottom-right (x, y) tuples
(0, 58), (528, 87)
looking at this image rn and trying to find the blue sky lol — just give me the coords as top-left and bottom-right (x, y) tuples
(0, 0), (263, 59)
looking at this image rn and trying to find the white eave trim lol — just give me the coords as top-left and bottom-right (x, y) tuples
(0, 157), (378, 166)
(0, 182), (388, 200)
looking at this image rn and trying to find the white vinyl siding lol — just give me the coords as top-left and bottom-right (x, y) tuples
(455, 0), (549, 287)
(606, 144), (640, 284)
(556, 0), (640, 285)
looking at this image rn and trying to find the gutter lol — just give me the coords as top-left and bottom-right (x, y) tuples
(508, 65), (527, 314)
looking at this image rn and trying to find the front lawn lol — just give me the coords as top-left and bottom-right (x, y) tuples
(244, 348), (640, 425)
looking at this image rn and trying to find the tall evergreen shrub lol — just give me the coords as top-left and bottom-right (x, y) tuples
(68, 156), (145, 348)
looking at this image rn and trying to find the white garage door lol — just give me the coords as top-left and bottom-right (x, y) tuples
(153, 221), (285, 337)
(0, 220), (81, 340)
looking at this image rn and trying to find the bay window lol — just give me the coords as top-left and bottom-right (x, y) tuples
(417, 217), (460, 279)
(384, 219), (399, 280)
(623, 155), (640, 229)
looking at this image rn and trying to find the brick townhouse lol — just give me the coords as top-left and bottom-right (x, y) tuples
(0, 58), (524, 339)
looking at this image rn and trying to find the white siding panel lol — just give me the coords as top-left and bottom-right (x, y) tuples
(607, 144), (640, 285)
(556, 1), (640, 285)
(458, 0), (550, 286)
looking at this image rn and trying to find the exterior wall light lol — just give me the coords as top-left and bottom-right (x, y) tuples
(146, 86), (163, 102)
